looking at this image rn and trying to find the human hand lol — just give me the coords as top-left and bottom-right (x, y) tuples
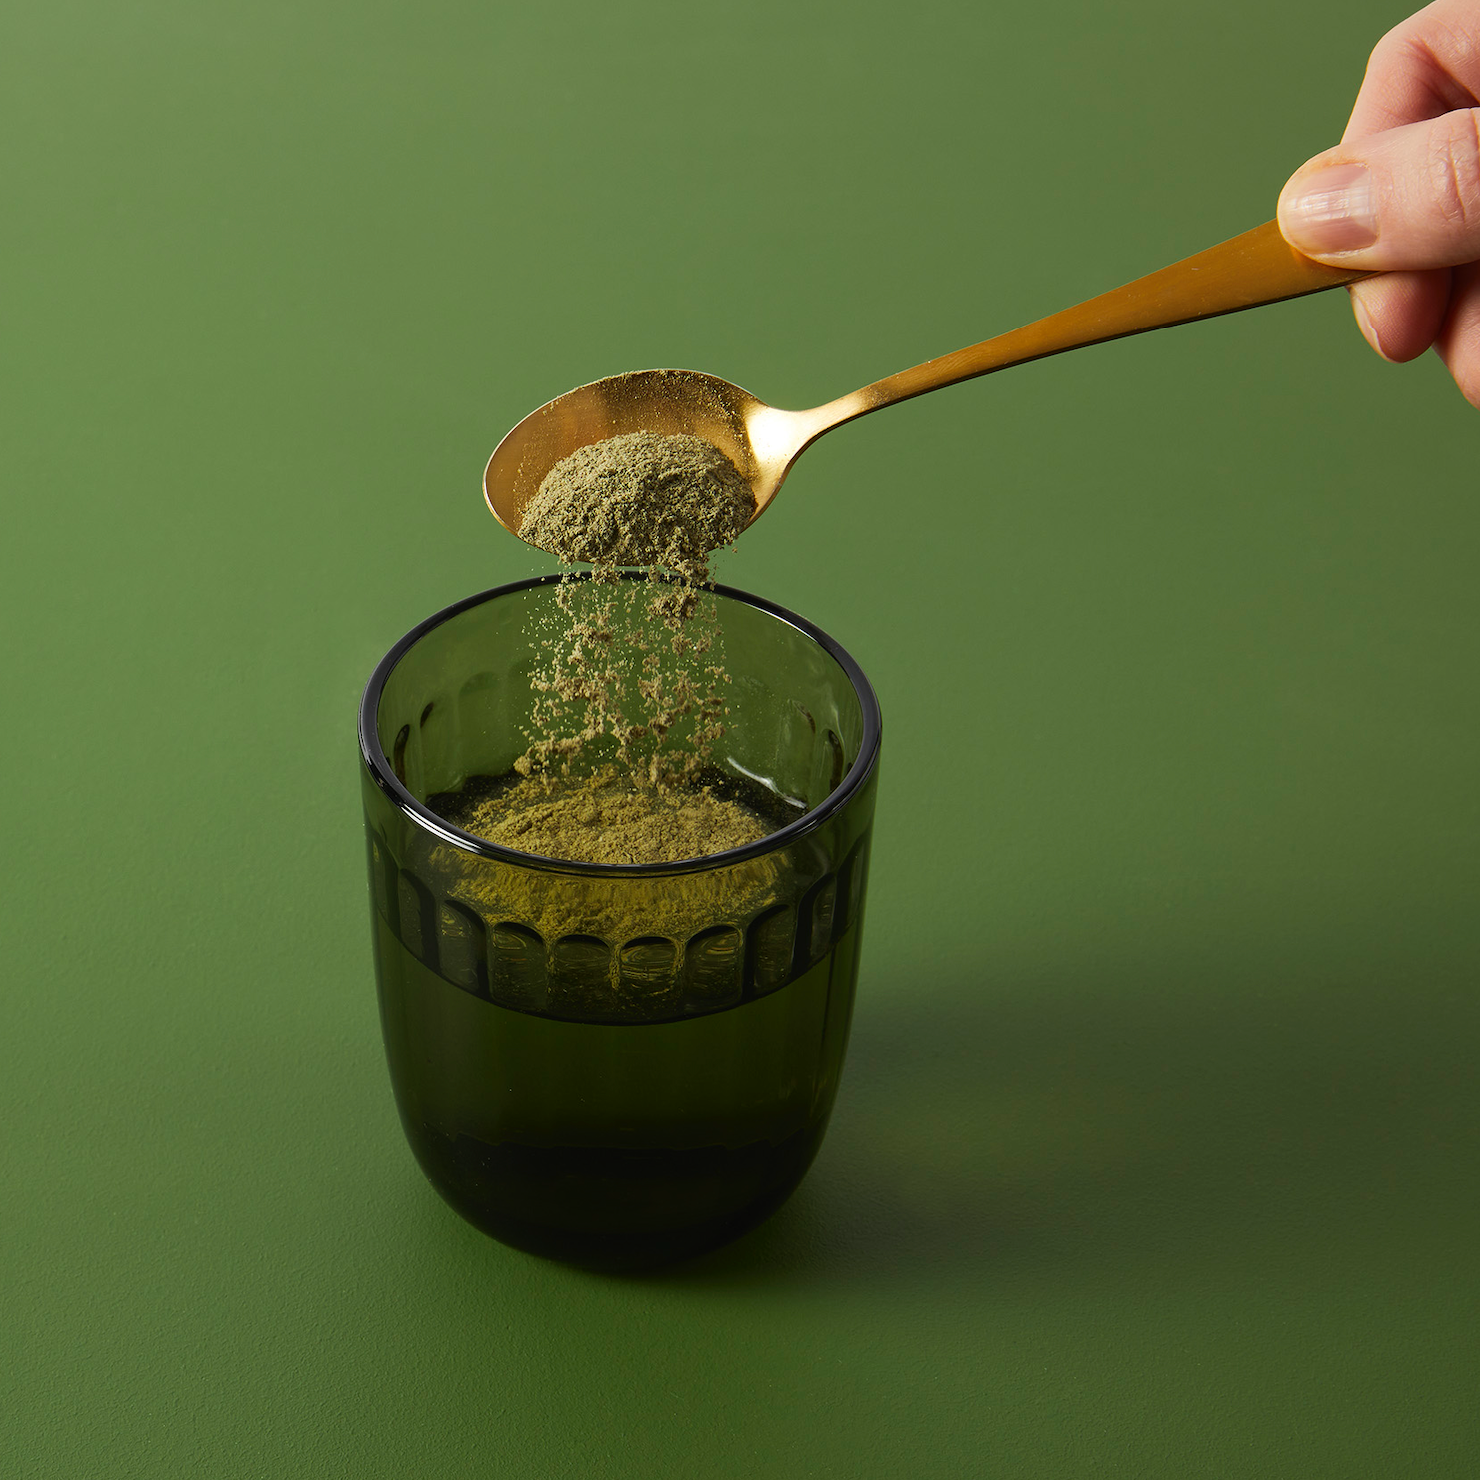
(1276, 0), (1480, 406)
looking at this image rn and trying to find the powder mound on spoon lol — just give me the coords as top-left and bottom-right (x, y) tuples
(520, 431), (755, 575)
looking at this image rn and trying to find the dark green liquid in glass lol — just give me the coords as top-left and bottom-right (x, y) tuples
(375, 915), (863, 1269)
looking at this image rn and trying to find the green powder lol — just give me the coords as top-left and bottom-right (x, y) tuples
(514, 431), (755, 802)
(454, 766), (772, 866)
(451, 431), (767, 865)
(519, 431), (755, 579)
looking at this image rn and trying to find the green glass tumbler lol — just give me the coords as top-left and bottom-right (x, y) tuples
(358, 576), (881, 1269)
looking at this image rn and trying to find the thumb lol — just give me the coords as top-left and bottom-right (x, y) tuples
(1278, 109), (1480, 269)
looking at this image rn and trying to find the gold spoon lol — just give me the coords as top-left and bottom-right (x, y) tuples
(484, 220), (1371, 545)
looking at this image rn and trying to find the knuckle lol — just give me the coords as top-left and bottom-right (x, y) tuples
(1369, 26), (1406, 66)
(1369, 12), (1431, 72)
(1426, 109), (1480, 231)
(1365, 30), (1407, 86)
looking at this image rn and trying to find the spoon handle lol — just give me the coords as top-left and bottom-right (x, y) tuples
(819, 220), (1373, 427)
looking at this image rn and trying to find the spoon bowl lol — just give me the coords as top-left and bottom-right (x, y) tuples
(485, 221), (1371, 549)
(483, 368), (816, 541)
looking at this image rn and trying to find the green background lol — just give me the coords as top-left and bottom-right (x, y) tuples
(4, 0), (1477, 1474)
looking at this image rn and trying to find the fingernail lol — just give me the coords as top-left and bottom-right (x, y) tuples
(1282, 164), (1377, 253)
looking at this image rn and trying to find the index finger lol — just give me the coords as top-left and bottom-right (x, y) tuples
(1344, 0), (1480, 141)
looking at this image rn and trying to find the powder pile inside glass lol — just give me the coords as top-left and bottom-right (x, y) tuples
(462, 431), (766, 865)
(451, 766), (772, 868)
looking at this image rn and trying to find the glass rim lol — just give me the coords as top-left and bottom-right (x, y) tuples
(358, 573), (883, 878)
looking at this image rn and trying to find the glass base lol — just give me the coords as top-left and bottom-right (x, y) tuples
(408, 1125), (821, 1271)
(375, 918), (860, 1270)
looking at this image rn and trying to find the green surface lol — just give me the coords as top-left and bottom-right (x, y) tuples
(4, 0), (1477, 1475)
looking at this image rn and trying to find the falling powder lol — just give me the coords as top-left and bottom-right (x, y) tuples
(445, 431), (766, 864)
